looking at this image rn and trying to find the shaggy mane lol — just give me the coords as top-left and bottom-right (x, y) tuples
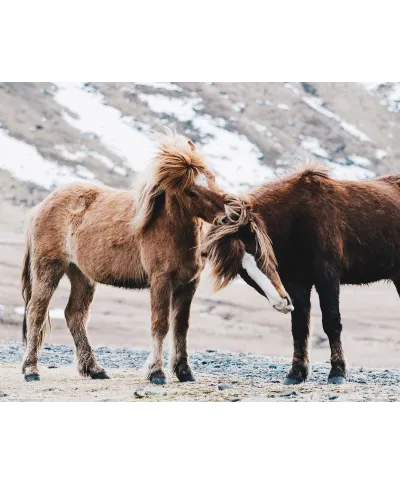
(202, 195), (276, 291)
(132, 130), (216, 233)
(250, 160), (330, 199)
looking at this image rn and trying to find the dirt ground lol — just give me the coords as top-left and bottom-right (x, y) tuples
(1, 364), (398, 402)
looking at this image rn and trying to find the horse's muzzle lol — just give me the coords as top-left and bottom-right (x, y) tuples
(273, 296), (294, 314)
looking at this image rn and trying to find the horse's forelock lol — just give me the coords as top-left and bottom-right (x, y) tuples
(132, 131), (214, 233)
(203, 197), (276, 290)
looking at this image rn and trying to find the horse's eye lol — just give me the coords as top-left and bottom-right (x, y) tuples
(220, 216), (229, 225)
(187, 190), (197, 199)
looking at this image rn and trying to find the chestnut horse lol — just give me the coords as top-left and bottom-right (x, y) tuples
(204, 164), (400, 384)
(21, 132), (292, 384)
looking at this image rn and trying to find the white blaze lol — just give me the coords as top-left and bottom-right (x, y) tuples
(242, 252), (284, 306)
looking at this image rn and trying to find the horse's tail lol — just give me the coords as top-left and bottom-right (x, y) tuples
(21, 243), (32, 345)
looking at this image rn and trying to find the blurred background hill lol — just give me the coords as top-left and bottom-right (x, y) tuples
(1, 82), (400, 367)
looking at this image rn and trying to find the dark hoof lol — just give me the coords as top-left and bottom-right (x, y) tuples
(149, 370), (167, 385)
(328, 376), (347, 385)
(90, 371), (110, 380)
(174, 357), (195, 382)
(25, 374), (40, 382)
(284, 376), (305, 385)
(177, 371), (196, 383)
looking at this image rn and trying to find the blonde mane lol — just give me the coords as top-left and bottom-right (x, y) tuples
(132, 130), (216, 233)
(203, 195), (276, 291)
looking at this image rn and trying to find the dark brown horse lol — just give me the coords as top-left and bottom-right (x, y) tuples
(204, 164), (400, 384)
(21, 132), (292, 385)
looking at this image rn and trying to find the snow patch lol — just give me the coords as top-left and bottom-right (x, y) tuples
(255, 99), (271, 105)
(302, 96), (371, 142)
(301, 137), (330, 159)
(138, 91), (272, 191)
(137, 92), (204, 121)
(376, 149), (387, 160)
(359, 82), (400, 112)
(90, 152), (127, 176)
(251, 122), (267, 133)
(347, 155), (371, 167)
(55, 145), (86, 162)
(0, 129), (98, 189)
(54, 83), (155, 172)
(277, 103), (290, 111)
(326, 162), (375, 180)
(135, 82), (182, 92)
(233, 102), (245, 113)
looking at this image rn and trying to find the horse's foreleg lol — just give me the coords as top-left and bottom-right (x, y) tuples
(146, 276), (172, 385)
(169, 278), (199, 382)
(315, 270), (347, 384)
(65, 264), (108, 379)
(22, 260), (64, 381)
(284, 282), (313, 385)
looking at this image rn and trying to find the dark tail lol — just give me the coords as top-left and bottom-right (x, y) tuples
(22, 245), (32, 344)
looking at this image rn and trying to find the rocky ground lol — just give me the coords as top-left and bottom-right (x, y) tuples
(1, 342), (399, 401)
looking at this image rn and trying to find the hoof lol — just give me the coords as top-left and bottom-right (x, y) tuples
(328, 375), (347, 385)
(90, 371), (110, 380)
(177, 371), (196, 383)
(173, 357), (195, 383)
(284, 376), (305, 385)
(25, 374), (40, 382)
(149, 370), (167, 385)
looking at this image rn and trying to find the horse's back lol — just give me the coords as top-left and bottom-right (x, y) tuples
(29, 183), (133, 261)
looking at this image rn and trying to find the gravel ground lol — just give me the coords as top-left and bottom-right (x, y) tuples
(1, 341), (400, 401)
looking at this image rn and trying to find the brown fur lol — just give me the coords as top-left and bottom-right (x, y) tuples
(203, 195), (276, 291)
(206, 162), (400, 383)
(21, 133), (226, 384)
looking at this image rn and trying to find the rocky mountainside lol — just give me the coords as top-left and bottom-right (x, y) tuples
(1, 82), (399, 211)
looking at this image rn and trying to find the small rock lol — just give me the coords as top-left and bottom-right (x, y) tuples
(328, 394), (340, 400)
(201, 361), (207, 365)
(230, 398), (241, 402)
(134, 390), (145, 398)
(0, 391), (8, 397)
(48, 365), (58, 369)
(280, 390), (297, 398)
(218, 384), (230, 391)
(206, 349), (217, 353)
(269, 364), (277, 369)
(145, 390), (168, 397)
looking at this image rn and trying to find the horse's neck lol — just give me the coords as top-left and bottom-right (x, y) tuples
(254, 183), (301, 243)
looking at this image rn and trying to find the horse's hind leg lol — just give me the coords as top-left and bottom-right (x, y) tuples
(284, 282), (313, 385)
(22, 259), (65, 381)
(169, 278), (199, 382)
(65, 264), (108, 379)
(315, 266), (347, 384)
(146, 275), (172, 385)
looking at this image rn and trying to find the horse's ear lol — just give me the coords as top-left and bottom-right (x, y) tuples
(188, 140), (196, 152)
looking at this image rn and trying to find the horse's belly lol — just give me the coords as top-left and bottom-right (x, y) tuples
(341, 256), (400, 284)
(98, 273), (150, 290)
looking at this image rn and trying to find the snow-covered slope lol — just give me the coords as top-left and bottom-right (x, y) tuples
(1, 82), (399, 203)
